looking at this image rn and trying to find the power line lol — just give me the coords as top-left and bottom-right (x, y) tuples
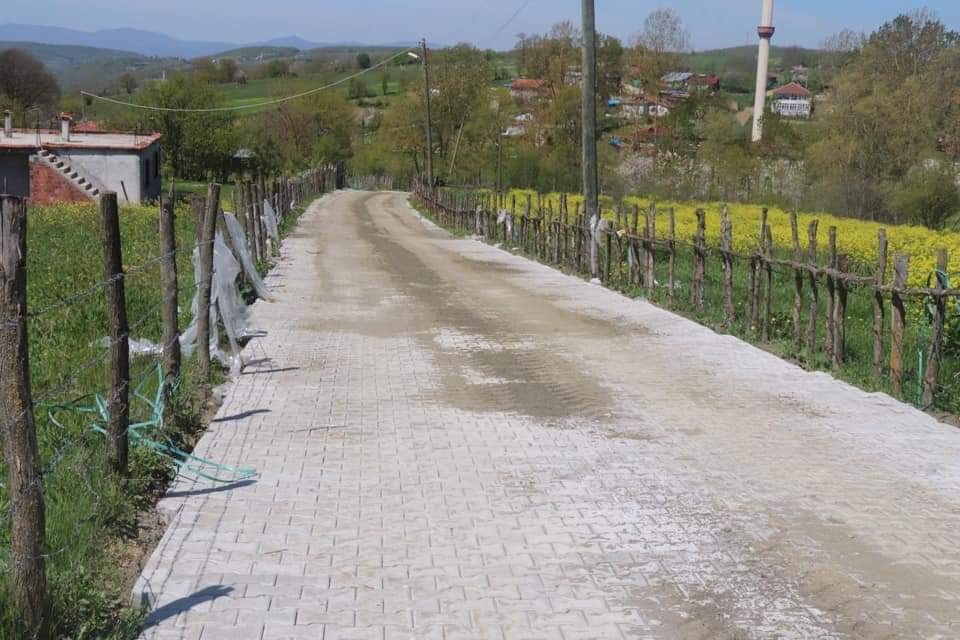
(80, 49), (414, 114)
(490, 0), (533, 41)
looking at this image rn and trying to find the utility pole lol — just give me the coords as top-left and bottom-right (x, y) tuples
(496, 100), (503, 201)
(421, 38), (434, 192)
(581, 0), (600, 279)
(751, 0), (776, 142)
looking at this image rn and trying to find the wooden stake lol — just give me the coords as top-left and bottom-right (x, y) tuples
(923, 249), (948, 407)
(874, 229), (888, 377)
(159, 193), (181, 423)
(791, 212), (803, 351)
(890, 253), (909, 398)
(806, 221), (819, 362)
(762, 225), (774, 342)
(197, 184), (220, 380)
(826, 226), (837, 362)
(833, 253), (848, 369)
(0, 195), (49, 640)
(693, 209), (706, 311)
(100, 193), (130, 473)
(667, 208), (676, 305)
(721, 206), (734, 329)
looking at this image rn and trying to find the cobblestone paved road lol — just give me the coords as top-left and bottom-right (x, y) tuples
(136, 191), (960, 639)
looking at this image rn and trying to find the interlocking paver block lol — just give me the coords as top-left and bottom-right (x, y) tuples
(136, 191), (960, 639)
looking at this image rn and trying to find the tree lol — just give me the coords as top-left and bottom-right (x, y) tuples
(217, 58), (239, 84)
(381, 70), (391, 96)
(118, 72), (138, 94)
(806, 10), (960, 221)
(357, 52), (371, 69)
(191, 57), (217, 82)
(132, 74), (237, 180)
(255, 91), (355, 171)
(887, 162), (960, 228)
(629, 8), (690, 100)
(0, 49), (60, 117)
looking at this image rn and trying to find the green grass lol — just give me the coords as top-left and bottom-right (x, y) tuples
(0, 201), (202, 638)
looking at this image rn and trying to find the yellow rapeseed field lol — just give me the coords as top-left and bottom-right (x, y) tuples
(503, 189), (959, 287)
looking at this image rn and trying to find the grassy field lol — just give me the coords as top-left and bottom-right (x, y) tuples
(433, 188), (960, 415)
(0, 201), (201, 638)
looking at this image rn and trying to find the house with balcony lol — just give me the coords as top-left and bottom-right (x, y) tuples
(770, 82), (813, 118)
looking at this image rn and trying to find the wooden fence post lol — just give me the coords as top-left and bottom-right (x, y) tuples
(826, 226), (837, 362)
(890, 253), (909, 398)
(160, 194), (181, 423)
(0, 195), (49, 640)
(100, 192), (130, 474)
(833, 254), (848, 368)
(806, 221), (819, 362)
(692, 209), (706, 311)
(646, 206), (656, 295)
(923, 249), (949, 407)
(762, 225), (774, 342)
(720, 206), (734, 329)
(197, 184), (220, 380)
(791, 212), (803, 351)
(667, 208), (676, 306)
(874, 230), (888, 377)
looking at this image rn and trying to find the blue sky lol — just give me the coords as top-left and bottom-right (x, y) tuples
(8, 1), (960, 49)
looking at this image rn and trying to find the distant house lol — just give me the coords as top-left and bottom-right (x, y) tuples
(510, 79), (547, 104)
(0, 112), (162, 205)
(660, 72), (720, 98)
(770, 82), (813, 118)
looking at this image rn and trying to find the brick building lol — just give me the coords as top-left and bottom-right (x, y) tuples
(0, 112), (162, 205)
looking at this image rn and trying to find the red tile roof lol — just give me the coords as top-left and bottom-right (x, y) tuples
(772, 82), (812, 98)
(511, 79), (545, 91)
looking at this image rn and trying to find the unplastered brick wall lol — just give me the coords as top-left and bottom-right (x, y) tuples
(29, 160), (93, 206)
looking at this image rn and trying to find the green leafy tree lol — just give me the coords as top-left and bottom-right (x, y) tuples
(254, 91), (355, 172)
(806, 10), (959, 221)
(887, 162), (960, 228)
(133, 74), (237, 180)
(357, 52), (371, 69)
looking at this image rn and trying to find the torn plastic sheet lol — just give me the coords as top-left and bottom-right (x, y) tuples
(115, 232), (254, 376)
(222, 212), (274, 302)
(180, 233), (250, 374)
(262, 200), (280, 244)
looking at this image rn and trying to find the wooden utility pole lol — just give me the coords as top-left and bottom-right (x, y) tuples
(196, 183), (220, 380)
(581, 0), (600, 279)
(100, 192), (130, 474)
(0, 195), (49, 640)
(421, 39), (434, 192)
(159, 191), (181, 422)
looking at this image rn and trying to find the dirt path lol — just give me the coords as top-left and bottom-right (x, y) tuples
(137, 191), (960, 639)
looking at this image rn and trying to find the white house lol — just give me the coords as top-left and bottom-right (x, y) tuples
(770, 82), (813, 118)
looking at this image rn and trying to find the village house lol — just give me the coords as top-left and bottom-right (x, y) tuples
(510, 78), (548, 104)
(660, 72), (721, 98)
(769, 82), (813, 118)
(0, 112), (161, 205)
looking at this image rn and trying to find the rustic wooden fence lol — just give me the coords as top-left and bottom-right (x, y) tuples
(415, 185), (957, 411)
(0, 166), (337, 639)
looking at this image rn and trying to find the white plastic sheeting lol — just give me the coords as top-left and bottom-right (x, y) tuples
(222, 212), (274, 302)
(178, 234), (249, 374)
(262, 200), (280, 245)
